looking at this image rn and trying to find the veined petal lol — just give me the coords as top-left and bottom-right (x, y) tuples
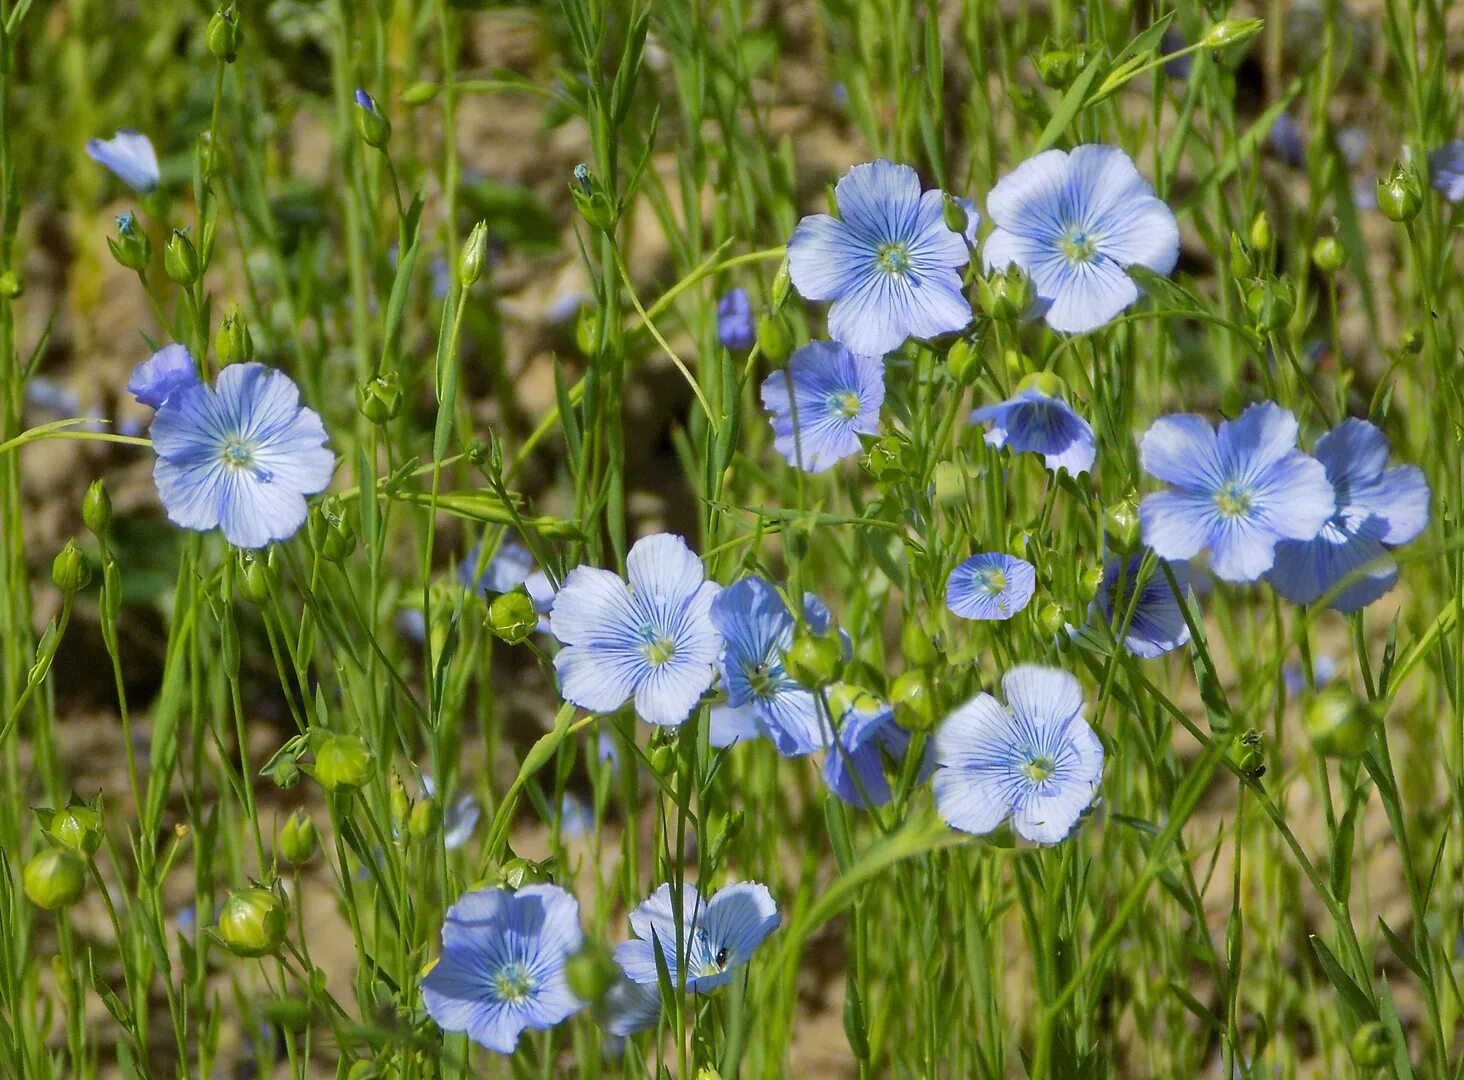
(1002, 665), (1084, 727)
(788, 214), (870, 301)
(1218, 402), (1301, 479)
(1139, 490), (1216, 561)
(1043, 257), (1139, 333)
(1139, 414), (1223, 489)
(626, 533), (707, 607)
(833, 159), (924, 240)
(703, 883), (779, 965)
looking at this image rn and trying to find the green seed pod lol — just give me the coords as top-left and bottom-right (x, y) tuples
(1349, 1021), (1391, 1069)
(488, 590), (538, 645)
(313, 734), (374, 793)
(1014, 369), (1066, 401)
(1245, 277), (1294, 332)
(357, 371), (403, 424)
(206, 5), (242, 62)
(899, 617), (939, 668)
(647, 742), (677, 779)
(932, 460), (966, 507)
(889, 670), (936, 732)
(459, 220), (489, 287)
(1228, 232), (1251, 279)
(565, 942), (617, 1003)
(278, 809), (318, 865)
(1303, 685), (1376, 757)
(83, 480), (112, 537)
(216, 885), (288, 958)
(1376, 162), (1423, 223)
(390, 772), (412, 834)
(755, 315), (793, 366)
(401, 81), (441, 106)
(977, 264), (1034, 321)
(107, 214), (152, 272)
(215, 307), (254, 366)
(1248, 210), (1273, 253)
(1201, 18), (1264, 49)
(942, 193), (969, 237)
(0, 270), (22, 299)
(1036, 601), (1066, 637)
(945, 338), (980, 385)
(1035, 45), (1079, 89)
(164, 229), (200, 287)
(1233, 728), (1266, 780)
(23, 848), (86, 911)
(308, 498), (356, 562)
(1079, 562), (1105, 603)
(1311, 235), (1347, 273)
(499, 856), (552, 890)
(783, 632), (843, 689)
(46, 803), (103, 856)
(51, 540), (92, 594)
(408, 795), (441, 841)
(354, 90), (391, 150)
(1103, 497), (1143, 553)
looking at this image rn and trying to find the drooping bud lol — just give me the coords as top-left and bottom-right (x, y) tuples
(1376, 162), (1423, 223)
(164, 229), (200, 287)
(51, 540), (92, 594)
(216, 307), (254, 366)
(354, 89), (391, 150)
(215, 884), (288, 957)
(23, 848), (87, 911)
(312, 733), (374, 793)
(499, 856), (553, 889)
(278, 809), (318, 864)
(83, 480), (112, 537)
(206, 5), (242, 63)
(488, 590), (538, 645)
(1201, 18), (1264, 50)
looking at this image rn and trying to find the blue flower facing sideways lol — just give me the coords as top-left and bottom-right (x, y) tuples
(86, 130), (160, 192)
(934, 665), (1103, 845)
(128, 343), (199, 409)
(716, 287), (756, 350)
(710, 576), (841, 756)
(822, 685), (926, 809)
(460, 536), (533, 596)
(1139, 402), (1335, 583)
(550, 533), (722, 727)
(1428, 140), (1464, 202)
(982, 144), (1179, 334)
(1091, 552), (1191, 658)
(788, 160), (972, 357)
(971, 372), (1096, 474)
(760, 340), (884, 473)
(1268, 418), (1429, 613)
(947, 552), (1036, 621)
(149, 363), (335, 549)
(422, 884), (585, 1054)
(615, 881), (779, 993)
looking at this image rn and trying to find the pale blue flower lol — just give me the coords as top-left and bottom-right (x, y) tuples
(421, 774), (481, 851)
(822, 690), (925, 809)
(1091, 553), (1191, 658)
(717, 287), (756, 350)
(550, 533), (722, 727)
(596, 974), (660, 1039)
(460, 537), (534, 596)
(946, 553), (1036, 621)
(614, 882), (779, 993)
(982, 145), (1179, 333)
(709, 576), (836, 756)
(1268, 418), (1429, 612)
(422, 885), (585, 1054)
(971, 380), (1096, 474)
(933, 665), (1103, 844)
(788, 160), (972, 356)
(85, 130), (160, 192)
(127, 344), (199, 409)
(760, 340), (884, 473)
(149, 363), (335, 549)
(1428, 140), (1464, 202)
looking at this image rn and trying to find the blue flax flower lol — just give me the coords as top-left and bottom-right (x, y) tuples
(1091, 553), (1191, 658)
(709, 576), (837, 756)
(788, 160), (971, 356)
(760, 340), (884, 473)
(86, 130), (161, 192)
(822, 687), (925, 809)
(596, 974), (661, 1039)
(421, 773), (481, 851)
(982, 144), (1179, 333)
(946, 552), (1036, 621)
(149, 363), (335, 549)
(708, 704), (764, 749)
(127, 344), (198, 409)
(1268, 418), (1429, 612)
(716, 287), (756, 350)
(550, 533), (722, 727)
(1138, 402), (1335, 583)
(422, 884), (585, 1054)
(1428, 140), (1464, 202)
(615, 881), (779, 993)
(933, 665), (1103, 844)
(460, 537), (534, 596)
(970, 375), (1096, 474)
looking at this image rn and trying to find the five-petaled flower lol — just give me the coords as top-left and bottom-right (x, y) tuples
(982, 144), (1179, 333)
(421, 884), (585, 1054)
(550, 533), (722, 727)
(615, 881), (780, 993)
(760, 340), (884, 473)
(86, 130), (161, 193)
(716, 287), (756, 351)
(788, 160), (972, 357)
(149, 363), (335, 549)
(1138, 402), (1335, 583)
(933, 665), (1103, 844)
(946, 552), (1036, 621)
(1268, 418), (1429, 612)
(1091, 553), (1192, 658)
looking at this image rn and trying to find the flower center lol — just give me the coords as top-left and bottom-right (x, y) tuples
(1020, 754), (1056, 784)
(828, 390), (862, 420)
(1213, 480), (1254, 519)
(642, 632), (677, 666)
(221, 439), (255, 469)
(973, 568), (1007, 596)
(691, 929), (731, 977)
(745, 660), (777, 697)
(1059, 228), (1099, 264)
(875, 242), (910, 276)
(493, 961), (535, 1003)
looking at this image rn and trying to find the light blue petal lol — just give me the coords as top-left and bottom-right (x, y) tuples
(708, 704), (764, 748)
(1251, 451), (1334, 542)
(1357, 465), (1430, 546)
(984, 148), (1073, 236)
(1139, 413), (1223, 488)
(1001, 665), (1083, 727)
(787, 213), (868, 301)
(1208, 516), (1284, 582)
(1218, 402), (1302, 479)
(626, 533), (708, 607)
(703, 882), (779, 966)
(946, 553), (1036, 621)
(127, 344), (198, 408)
(597, 976), (661, 1037)
(833, 159), (923, 240)
(85, 130), (160, 192)
(1043, 256), (1140, 333)
(1139, 490), (1216, 562)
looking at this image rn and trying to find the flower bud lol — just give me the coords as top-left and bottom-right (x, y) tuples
(164, 230), (200, 287)
(312, 733), (374, 793)
(499, 856), (553, 889)
(1311, 236), (1347, 273)
(932, 460), (966, 507)
(942, 194), (969, 237)
(1399, 328), (1424, 355)
(1201, 18), (1263, 49)
(44, 802), (103, 855)
(23, 848), (86, 911)
(308, 498), (356, 562)
(236, 549), (275, 605)
(861, 434), (907, 482)
(1228, 231), (1251, 279)
(899, 618), (938, 668)
(390, 772), (411, 833)
(0, 270), (22, 298)
(278, 809), (318, 864)
(1036, 45), (1079, 88)
(357, 371), (403, 424)
(569, 166), (616, 231)
(1233, 728), (1266, 780)
(206, 5), (242, 62)
(1349, 1021), (1391, 1068)
(1079, 562), (1105, 602)
(216, 307), (254, 366)
(783, 632), (843, 689)
(648, 742), (677, 778)
(977, 264), (1034, 321)
(755, 315), (792, 366)
(1377, 162), (1423, 223)
(771, 259), (793, 310)
(1248, 210), (1273, 253)
(565, 942), (617, 1003)
(354, 90), (391, 150)
(401, 81), (440, 106)
(1036, 600), (1065, 636)
(51, 540), (92, 593)
(1103, 497), (1142, 553)
(945, 338), (980, 385)
(1303, 685), (1375, 757)
(488, 591), (538, 645)
(408, 796), (441, 841)
(215, 885), (288, 957)
(889, 670), (935, 731)
(1015, 369), (1066, 401)
(107, 213), (152, 272)
(459, 220), (489, 287)
(83, 480), (112, 537)
(1245, 277), (1294, 332)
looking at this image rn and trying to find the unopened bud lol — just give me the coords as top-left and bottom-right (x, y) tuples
(164, 230), (200, 287)
(215, 885), (288, 957)
(946, 338), (980, 384)
(52, 541), (92, 593)
(1248, 210), (1273, 253)
(357, 372), (403, 424)
(44, 803), (103, 855)
(401, 81), (441, 106)
(459, 221), (489, 287)
(1245, 277), (1294, 332)
(83, 480), (112, 537)
(889, 670), (936, 731)
(1201, 18), (1264, 50)
(278, 809), (318, 864)
(354, 90), (391, 150)
(216, 308), (254, 365)
(206, 6), (242, 62)
(1377, 162), (1423, 223)
(783, 632), (843, 689)
(756, 315), (792, 366)
(236, 550), (275, 605)
(1311, 236), (1347, 273)
(488, 591), (538, 645)
(23, 848), (86, 911)
(108, 213), (152, 272)
(1304, 685), (1376, 757)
